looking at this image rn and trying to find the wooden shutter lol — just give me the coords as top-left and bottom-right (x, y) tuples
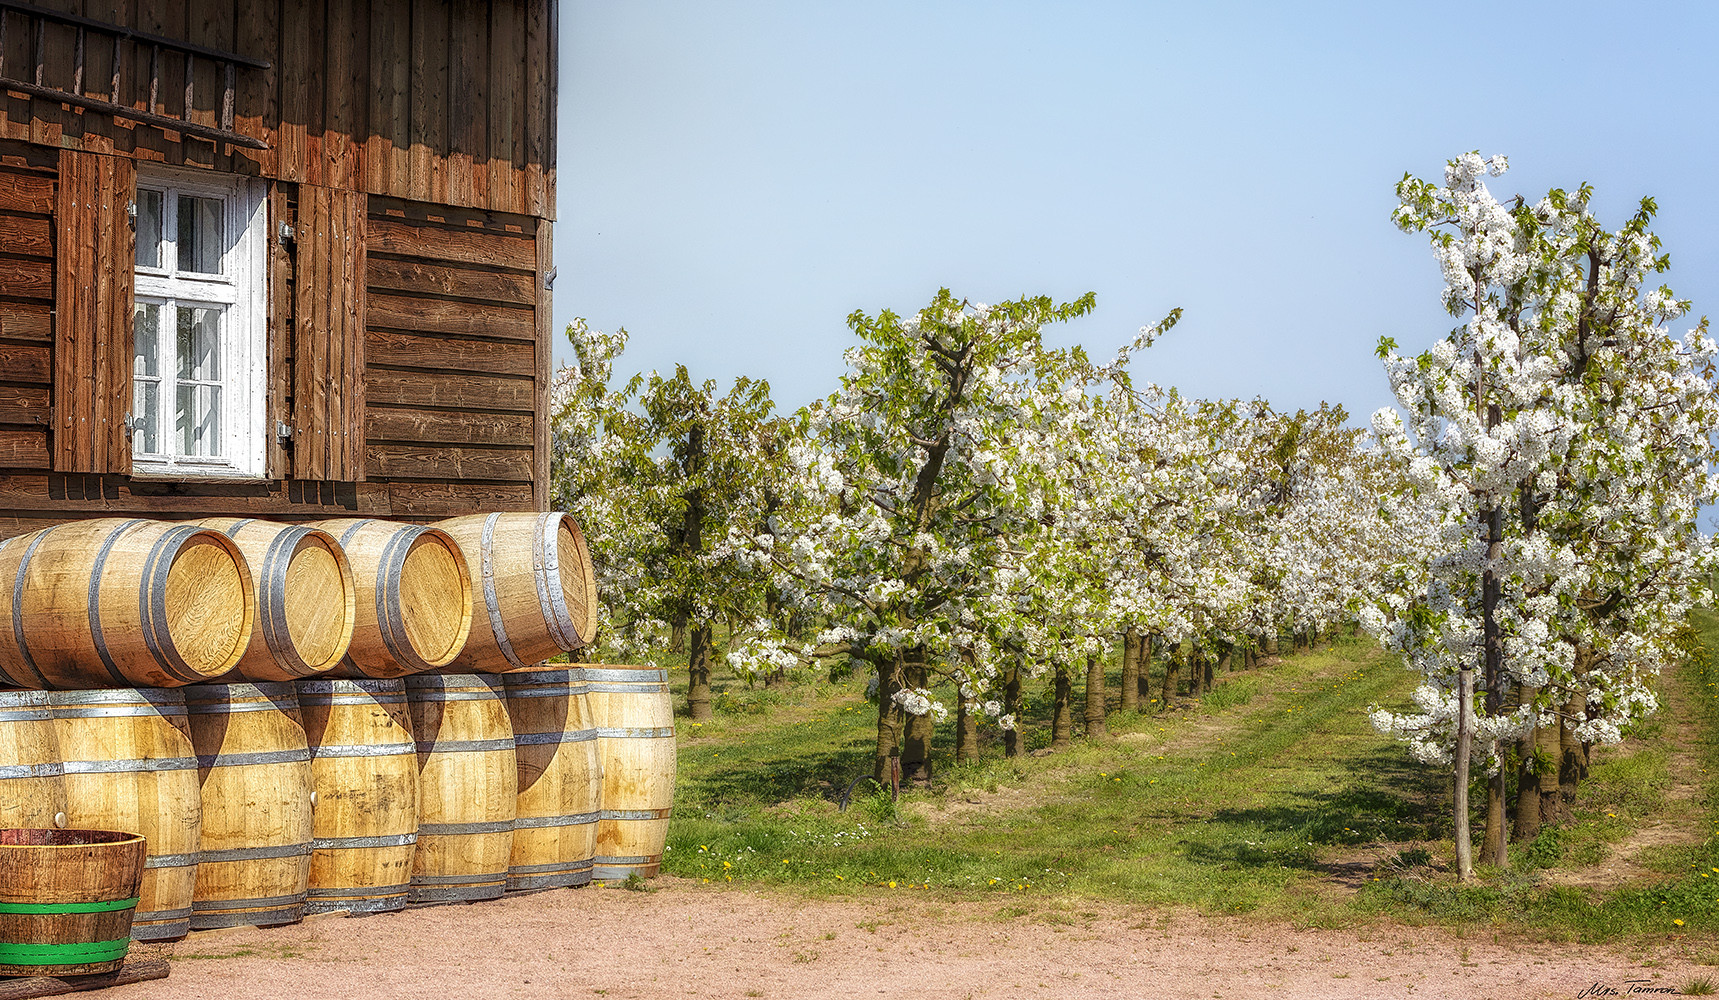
(53, 150), (135, 474)
(291, 185), (367, 481)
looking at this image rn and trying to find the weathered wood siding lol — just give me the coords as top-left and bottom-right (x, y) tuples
(0, 147), (56, 471)
(363, 196), (539, 514)
(0, 0), (556, 218)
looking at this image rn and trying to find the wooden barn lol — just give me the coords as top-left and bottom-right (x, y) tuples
(0, 0), (558, 536)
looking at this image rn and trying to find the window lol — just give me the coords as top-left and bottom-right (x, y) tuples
(131, 168), (268, 479)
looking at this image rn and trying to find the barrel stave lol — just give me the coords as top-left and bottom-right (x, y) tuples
(584, 666), (676, 882)
(406, 673), (516, 903)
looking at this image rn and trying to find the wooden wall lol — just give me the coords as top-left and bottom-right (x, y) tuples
(0, 136), (549, 537)
(0, 0), (555, 219)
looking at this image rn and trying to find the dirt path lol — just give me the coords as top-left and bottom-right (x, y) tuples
(113, 880), (1707, 1000)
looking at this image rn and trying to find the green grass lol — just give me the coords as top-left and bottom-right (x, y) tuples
(657, 620), (1719, 940)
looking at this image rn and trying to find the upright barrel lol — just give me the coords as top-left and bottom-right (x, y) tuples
(0, 518), (255, 689)
(186, 683), (313, 929)
(583, 666), (676, 881)
(503, 668), (601, 890)
(0, 690), (65, 830)
(436, 513), (598, 672)
(311, 519), (472, 679)
(50, 688), (201, 941)
(0, 829), (144, 977)
(406, 674), (516, 903)
(196, 518), (358, 682)
(298, 679), (418, 915)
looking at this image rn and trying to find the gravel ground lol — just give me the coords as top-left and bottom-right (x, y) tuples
(101, 878), (1708, 1000)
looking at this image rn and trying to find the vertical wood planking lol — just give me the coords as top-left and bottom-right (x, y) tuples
(486, 0), (520, 216)
(181, 0), (232, 170)
(367, 0), (410, 199)
(543, 0), (556, 219)
(292, 184), (366, 481)
(322, 0), (361, 189)
(533, 218), (549, 509)
(408, 0), (447, 205)
(522, 0), (546, 218)
(446, 0), (486, 209)
(266, 184), (291, 478)
(53, 149), (132, 474)
(233, 0), (278, 175)
(276, 0), (312, 183)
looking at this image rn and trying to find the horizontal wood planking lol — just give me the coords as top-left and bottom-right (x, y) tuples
(0, 1), (554, 218)
(0, 214), (53, 256)
(367, 293), (534, 340)
(364, 369), (534, 411)
(0, 473), (391, 515)
(366, 216), (535, 271)
(385, 481), (534, 517)
(365, 406), (532, 447)
(0, 429), (50, 468)
(0, 385), (51, 425)
(365, 329), (533, 378)
(366, 256), (536, 305)
(0, 258), (52, 300)
(365, 442), (532, 481)
(0, 304), (51, 342)
(0, 343), (50, 383)
(0, 170), (53, 215)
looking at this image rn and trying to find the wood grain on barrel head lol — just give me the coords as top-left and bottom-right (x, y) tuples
(284, 536), (354, 669)
(398, 535), (467, 666)
(164, 536), (251, 675)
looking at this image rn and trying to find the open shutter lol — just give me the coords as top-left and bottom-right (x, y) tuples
(53, 150), (135, 474)
(291, 185), (367, 481)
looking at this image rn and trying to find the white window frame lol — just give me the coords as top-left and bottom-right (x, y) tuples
(131, 166), (269, 481)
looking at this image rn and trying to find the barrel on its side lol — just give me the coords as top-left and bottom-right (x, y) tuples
(503, 668), (601, 890)
(583, 666), (676, 882)
(0, 690), (65, 830)
(197, 518), (358, 682)
(51, 688), (201, 942)
(299, 679), (418, 915)
(0, 518), (255, 689)
(311, 520), (472, 679)
(187, 683), (313, 929)
(437, 513), (598, 672)
(406, 674), (516, 903)
(0, 829), (144, 977)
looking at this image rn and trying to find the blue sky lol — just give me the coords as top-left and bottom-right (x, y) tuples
(552, 2), (1719, 423)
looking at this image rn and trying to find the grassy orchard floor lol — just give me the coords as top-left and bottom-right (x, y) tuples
(656, 618), (1719, 944)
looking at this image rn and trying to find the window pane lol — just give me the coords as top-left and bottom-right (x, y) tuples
(176, 307), (222, 381)
(134, 381), (158, 456)
(176, 383), (221, 458)
(177, 195), (223, 274)
(135, 190), (163, 268)
(134, 303), (160, 377)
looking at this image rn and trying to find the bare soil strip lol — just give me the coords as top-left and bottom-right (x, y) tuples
(115, 881), (1706, 1000)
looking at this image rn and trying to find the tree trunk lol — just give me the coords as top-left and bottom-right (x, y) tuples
(1201, 647), (1215, 691)
(687, 623), (714, 721)
(1003, 664), (1023, 758)
(1084, 655), (1108, 740)
(1537, 711), (1561, 828)
(1512, 686), (1540, 843)
(1140, 635), (1157, 704)
(670, 619), (686, 655)
(1479, 766), (1507, 866)
(1216, 643), (1232, 675)
(1051, 665), (1073, 750)
(763, 667), (787, 689)
(955, 696), (979, 763)
(1264, 632), (1279, 656)
(901, 651), (933, 783)
(1119, 631), (1142, 713)
(873, 651), (905, 784)
(1558, 692), (1586, 823)
(1159, 643), (1180, 709)
(1244, 643), (1256, 670)
(1454, 667), (1475, 880)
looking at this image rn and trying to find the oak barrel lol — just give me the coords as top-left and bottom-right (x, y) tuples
(406, 674), (516, 903)
(196, 518), (358, 682)
(503, 668), (601, 890)
(0, 829), (144, 977)
(0, 690), (66, 830)
(436, 512), (598, 671)
(311, 520), (473, 679)
(299, 678), (419, 915)
(0, 519), (255, 690)
(50, 688), (201, 942)
(584, 666), (676, 881)
(186, 683), (313, 929)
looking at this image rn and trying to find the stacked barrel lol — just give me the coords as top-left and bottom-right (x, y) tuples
(0, 510), (673, 944)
